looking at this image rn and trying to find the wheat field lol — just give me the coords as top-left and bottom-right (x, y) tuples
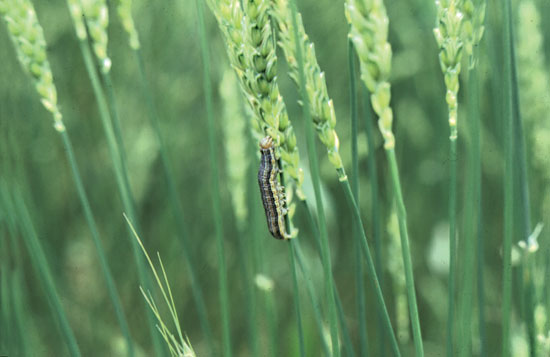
(1, 0), (550, 356)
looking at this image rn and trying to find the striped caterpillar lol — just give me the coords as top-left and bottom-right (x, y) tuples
(258, 136), (290, 240)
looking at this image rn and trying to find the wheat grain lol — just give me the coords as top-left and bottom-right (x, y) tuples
(345, 0), (395, 149)
(0, 0), (64, 131)
(208, 0), (304, 202)
(272, 0), (344, 177)
(67, 0), (111, 72)
(116, 0), (140, 50)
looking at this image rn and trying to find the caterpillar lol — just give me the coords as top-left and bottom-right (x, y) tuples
(258, 136), (289, 240)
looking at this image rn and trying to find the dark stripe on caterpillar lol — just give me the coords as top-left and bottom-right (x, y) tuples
(258, 136), (289, 239)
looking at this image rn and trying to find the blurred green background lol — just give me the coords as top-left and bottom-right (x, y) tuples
(1, 0), (550, 356)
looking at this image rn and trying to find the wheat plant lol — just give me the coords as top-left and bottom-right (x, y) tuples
(0, 1), (134, 354)
(346, 0), (424, 355)
(433, 1), (464, 355)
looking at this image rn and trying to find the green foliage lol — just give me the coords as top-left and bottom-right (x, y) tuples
(1, 0), (549, 356)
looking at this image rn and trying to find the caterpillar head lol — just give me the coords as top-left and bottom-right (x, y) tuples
(259, 136), (274, 149)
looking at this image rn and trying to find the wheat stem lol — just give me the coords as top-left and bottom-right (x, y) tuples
(195, 0), (232, 355)
(349, 38), (369, 356)
(3, 187), (81, 357)
(60, 129), (135, 357)
(340, 180), (401, 356)
(287, 0), (340, 354)
(466, 62), (486, 356)
(511, 20), (536, 357)
(133, 46), (215, 354)
(502, 0), (515, 354)
(289, 241), (306, 357)
(74, 36), (164, 355)
(1, 1), (135, 353)
(347, 1), (423, 354)
(361, 83), (385, 355)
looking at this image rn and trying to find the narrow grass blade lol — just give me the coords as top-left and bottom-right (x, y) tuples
(466, 62), (486, 356)
(339, 180), (401, 356)
(100, 72), (136, 211)
(293, 239), (332, 356)
(459, 69), (480, 357)
(0, 222), (11, 353)
(195, 0), (231, 355)
(0, 174), (26, 356)
(501, 0), (515, 354)
(1, 187), (81, 357)
(335, 286), (356, 357)
(276, 152), (306, 357)
(2, 1), (135, 352)
(299, 201), (354, 356)
(386, 150), (424, 357)
(10, 269), (28, 356)
(235, 229), (260, 355)
(449, 130), (458, 356)
(74, 35), (164, 356)
(349, 38), (369, 357)
(289, 241), (306, 357)
(361, 82), (385, 356)
(133, 48), (214, 351)
(509, 8), (536, 354)
(58, 128), (135, 357)
(288, 1), (340, 355)
(124, 214), (196, 356)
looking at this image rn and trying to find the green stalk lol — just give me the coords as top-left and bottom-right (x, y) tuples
(265, 277), (278, 357)
(477, 211), (486, 357)
(4, 188), (81, 357)
(293, 239), (331, 356)
(234, 221), (259, 356)
(132, 48), (214, 351)
(10, 269), (27, 357)
(433, 2), (464, 353)
(293, 2), (399, 353)
(299, 201), (354, 356)
(275, 160), (305, 357)
(509, 11), (535, 355)
(349, 38), (369, 357)
(75, 37), (163, 355)
(0, 175), (26, 356)
(459, 68), (480, 357)
(386, 149), (424, 357)
(546, 242), (550, 335)
(467, 62), (486, 356)
(524, 256), (536, 357)
(501, 0), (515, 354)
(0, 221), (11, 353)
(339, 180), (401, 356)
(288, 25), (401, 353)
(289, 241), (306, 357)
(195, 0), (231, 355)
(101, 72), (133, 199)
(260, 246), (279, 357)
(362, 83), (385, 356)
(2, 2), (134, 353)
(335, 287), (356, 357)
(288, 1), (339, 355)
(59, 130), (135, 357)
(277, 159), (305, 357)
(448, 129), (457, 357)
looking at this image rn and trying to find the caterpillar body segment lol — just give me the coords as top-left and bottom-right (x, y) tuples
(258, 136), (291, 240)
